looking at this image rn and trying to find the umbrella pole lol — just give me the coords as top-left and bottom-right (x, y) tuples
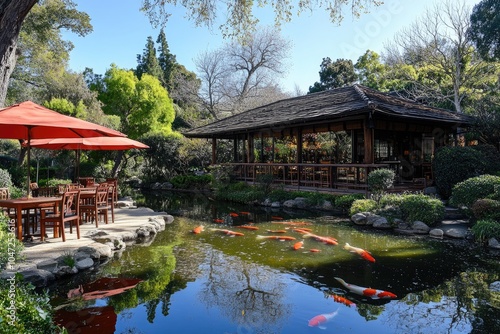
(27, 130), (31, 198)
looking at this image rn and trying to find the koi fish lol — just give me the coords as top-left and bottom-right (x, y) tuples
(308, 309), (339, 329)
(292, 241), (304, 250)
(271, 216), (284, 220)
(329, 294), (356, 308)
(256, 235), (296, 241)
(343, 243), (376, 263)
(209, 228), (245, 237)
(303, 233), (338, 245)
(292, 227), (312, 234)
(239, 211), (251, 215)
(229, 212), (239, 217)
(334, 277), (397, 299)
(213, 218), (224, 223)
(236, 225), (259, 230)
(309, 249), (321, 253)
(266, 229), (287, 233)
(192, 225), (204, 234)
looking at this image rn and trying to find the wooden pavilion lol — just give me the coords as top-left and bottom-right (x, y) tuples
(184, 85), (473, 193)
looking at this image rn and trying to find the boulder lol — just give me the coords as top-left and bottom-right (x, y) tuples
(283, 199), (295, 208)
(412, 221), (430, 234)
(319, 200), (334, 211)
(294, 197), (308, 209)
(54, 265), (78, 277)
(488, 238), (500, 250)
(76, 246), (101, 259)
(443, 228), (467, 239)
(369, 215), (391, 229)
(36, 259), (59, 273)
(270, 201), (281, 208)
(429, 229), (444, 239)
(489, 281), (500, 293)
(84, 229), (109, 238)
(19, 269), (55, 287)
(75, 258), (94, 270)
(351, 212), (370, 225)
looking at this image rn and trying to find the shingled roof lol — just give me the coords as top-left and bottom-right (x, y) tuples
(183, 84), (473, 138)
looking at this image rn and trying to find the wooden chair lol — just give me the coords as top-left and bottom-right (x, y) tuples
(106, 178), (118, 202)
(79, 187), (111, 227)
(40, 190), (81, 242)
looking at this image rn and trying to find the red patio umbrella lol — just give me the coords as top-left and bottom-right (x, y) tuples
(28, 137), (149, 180)
(0, 101), (126, 196)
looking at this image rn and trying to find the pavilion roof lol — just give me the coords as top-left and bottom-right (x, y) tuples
(183, 84), (473, 138)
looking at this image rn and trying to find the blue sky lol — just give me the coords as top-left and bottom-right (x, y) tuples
(65, 0), (481, 94)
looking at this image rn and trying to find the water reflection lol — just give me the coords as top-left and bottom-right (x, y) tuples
(49, 191), (500, 334)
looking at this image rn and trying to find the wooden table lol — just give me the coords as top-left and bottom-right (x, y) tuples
(0, 197), (62, 241)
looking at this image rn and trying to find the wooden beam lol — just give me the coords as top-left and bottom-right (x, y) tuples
(212, 138), (217, 164)
(364, 115), (374, 164)
(297, 128), (302, 163)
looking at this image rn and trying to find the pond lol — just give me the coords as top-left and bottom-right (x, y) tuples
(48, 191), (500, 334)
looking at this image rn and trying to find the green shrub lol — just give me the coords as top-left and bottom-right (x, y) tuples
(350, 199), (377, 216)
(367, 168), (395, 193)
(46, 179), (71, 187)
(0, 168), (13, 188)
(400, 194), (445, 226)
(0, 273), (64, 333)
(267, 189), (293, 202)
(471, 199), (500, 221)
(433, 146), (489, 198)
(378, 193), (405, 208)
(450, 175), (500, 213)
(471, 219), (500, 243)
(374, 205), (403, 224)
(336, 194), (365, 212)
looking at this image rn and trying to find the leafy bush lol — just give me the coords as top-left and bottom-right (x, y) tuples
(374, 205), (403, 224)
(399, 194), (445, 226)
(46, 179), (72, 187)
(335, 194), (365, 212)
(0, 273), (64, 333)
(378, 193), (405, 208)
(350, 199), (377, 216)
(471, 219), (500, 243)
(170, 174), (212, 189)
(433, 146), (489, 198)
(471, 199), (500, 221)
(450, 175), (500, 213)
(367, 168), (395, 193)
(0, 168), (13, 188)
(255, 174), (275, 195)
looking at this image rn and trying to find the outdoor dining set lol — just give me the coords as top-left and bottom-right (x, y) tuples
(0, 177), (117, 242)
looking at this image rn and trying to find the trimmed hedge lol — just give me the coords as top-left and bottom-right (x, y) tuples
(400, 194), (445, 226)
(471, 199), (500, 221)
(350, 199), (377, 216)
(450, 174), (500, 214)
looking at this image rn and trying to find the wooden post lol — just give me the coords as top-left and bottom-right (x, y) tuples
(296, 128), (302, 163)
(247, 134), (254, 162)
(233, 138), (238, 162)
(212, 138), (217, 164)
(364, 115), (374, 164)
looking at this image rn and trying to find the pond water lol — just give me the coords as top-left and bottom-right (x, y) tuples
(48, 191), (500, 334)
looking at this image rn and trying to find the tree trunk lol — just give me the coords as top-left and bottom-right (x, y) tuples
(0, 0), (38, 107)
(111, 150), (124, 178)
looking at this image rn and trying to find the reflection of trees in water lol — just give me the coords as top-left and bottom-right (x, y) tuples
(384, 271), (500, 334)
(199, 247), (292, 333)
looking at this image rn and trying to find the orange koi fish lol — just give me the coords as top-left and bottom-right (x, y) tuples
(192, 225), (204, 234)
(308, 309), (339, 329)
(256, 235), (296, 241)
(236, 225), (259, 230)
(213, 218), (224, 223)
(334, 277), (397, 299)
(209, 228), (244, 236)
(292, 227), (312, 233)
(266, 229), (287, 233)
(271, 216), (284, 220)
(309, 249), (321, 253)
(303, 233), (338, 245)
(292, 240), (304, 250)
(229, 212), (239, 217)
(343, 243), (376, 263)
(330, 294), (356, 308)
(239, 211), (251, 215)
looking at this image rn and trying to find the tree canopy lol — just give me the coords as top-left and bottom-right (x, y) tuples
(308, 57), (356, 93)
(469, 0), (500, 61)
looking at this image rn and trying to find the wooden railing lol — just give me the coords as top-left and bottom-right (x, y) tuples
(226, 163), (390, 193)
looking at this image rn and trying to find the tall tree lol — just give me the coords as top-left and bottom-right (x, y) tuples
(469, 0), (500, 61)
(0, 0), (381, 107)
(97, 65), (176, 175)
(308, 57), (357, 93)
(136, 36), (163, 81)
(156, 29), (177, 92)
(384, 0), (496, 113)
(195, 27), (291, 117)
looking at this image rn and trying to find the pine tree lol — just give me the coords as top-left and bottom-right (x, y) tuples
(156, 29), (177, 92)
(136, 36), (163, 81)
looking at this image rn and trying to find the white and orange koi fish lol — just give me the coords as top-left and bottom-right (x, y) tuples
(303, 233), (338, 245)
(256, 235), (296, 241)
(209, 228), (244, 236)
(308, 309), (339, 329)
(343, 243), (376, 263)
(334, 277), (397, 299)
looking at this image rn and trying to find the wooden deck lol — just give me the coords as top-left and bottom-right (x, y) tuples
(227, 162), (428, 195)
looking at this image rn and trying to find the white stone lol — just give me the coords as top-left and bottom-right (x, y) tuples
(76, 258), (94, 270)
(429, 229), (444, 239)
